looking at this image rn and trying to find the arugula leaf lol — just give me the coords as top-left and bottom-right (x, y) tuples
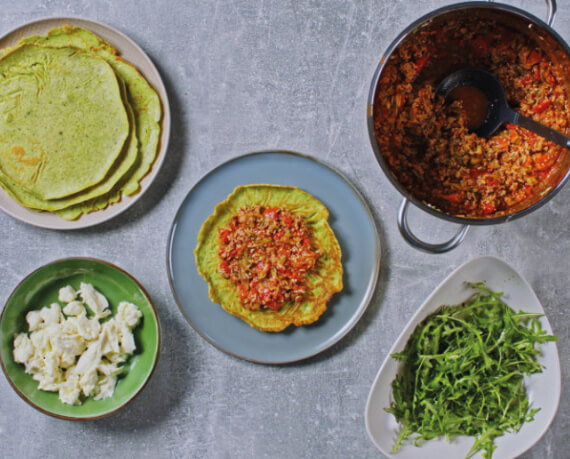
(386, 283), (557, 459)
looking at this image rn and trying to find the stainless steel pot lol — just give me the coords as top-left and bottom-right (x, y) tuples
(367, 0), (570, 253)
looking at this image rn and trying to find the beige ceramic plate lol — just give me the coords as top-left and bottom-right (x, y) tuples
(0, 17), (171, 230)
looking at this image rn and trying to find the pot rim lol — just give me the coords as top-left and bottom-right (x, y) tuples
(367, 1), (570, 226)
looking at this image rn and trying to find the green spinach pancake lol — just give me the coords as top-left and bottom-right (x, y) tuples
(0, 78), (138, 211)
(0, 44), (129, 200)
(0, 26), (162, 220)
(19, 26), (162, 198)
(195, 185), (343, 332)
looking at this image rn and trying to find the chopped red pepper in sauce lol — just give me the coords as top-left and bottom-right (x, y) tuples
(416, 54), (430, 72)
(525, 49), (542, 67)
(217, 205), (320, 311)
(532, 99), (551, 114)
(533, 66), (541, 82)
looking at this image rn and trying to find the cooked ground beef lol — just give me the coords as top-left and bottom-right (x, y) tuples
(217, 205), (320, 311)
(374, 17), (569, 217)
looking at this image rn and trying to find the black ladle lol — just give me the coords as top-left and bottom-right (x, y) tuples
(436, 68), (570, 149)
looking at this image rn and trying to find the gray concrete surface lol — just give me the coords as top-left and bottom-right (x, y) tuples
(0, 1), (568, 458)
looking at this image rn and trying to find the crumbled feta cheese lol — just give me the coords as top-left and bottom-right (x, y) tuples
(12, 283), (142, 405)
(74, 340), (102, 375)
(30, 328), (50, 351)
(116, 302), (143, 328)
(97, 360), (120, 377)
(94, 374), (117, 400)
(63, 300), (84, 316)
(13, 334), (34, 363)
(60, 351), (77, 369)
(52, 332), (86, 358)
(26, 310), (42, 331)
(59, 374), (80, 405)
(58, 285), (77, 303)
(119, 324), (137, 354)
(75, 314), (101, 341)
(79, 283), (110, 319)
(79, 369), (99, 397)
(41, 303), (62, 325)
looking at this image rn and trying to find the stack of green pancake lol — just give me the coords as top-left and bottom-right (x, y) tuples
(0, 26), (161, 220)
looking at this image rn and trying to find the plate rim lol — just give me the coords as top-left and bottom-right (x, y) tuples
(0, 256), (162, 420)
(166, 150), (381, 364)
(0, 16), (171, 230)
(364, 254), (561, 457)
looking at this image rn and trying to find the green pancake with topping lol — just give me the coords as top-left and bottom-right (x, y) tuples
(195, 185), (343, 332)
(0, 44), (129, 200)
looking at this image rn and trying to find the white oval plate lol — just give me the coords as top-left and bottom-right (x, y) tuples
(0, 17), (171, 230)
(365, 255), (561, 459)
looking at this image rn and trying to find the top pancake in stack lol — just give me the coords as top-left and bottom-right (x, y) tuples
(0, 26), (162, 220)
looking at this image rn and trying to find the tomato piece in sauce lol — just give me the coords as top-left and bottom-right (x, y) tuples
(533, 66), (541, 82)
(492, 136), (509, 152)
(219, 261), (230, 275)
(483, 203), (496, 214)
(218, 228), (231, 244)
(532, 99), (551, 114)
(441, 192), (464, 204)
(264, 208), (278, 219)
(533, 152), (559, 171)
(525, 49), (542, 67)
(416, 54), (430, 72)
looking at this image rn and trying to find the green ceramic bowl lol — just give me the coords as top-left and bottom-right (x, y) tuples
(0, 258), (160, 420)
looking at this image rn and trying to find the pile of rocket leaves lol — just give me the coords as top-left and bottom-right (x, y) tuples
(386, 283), (557, 459)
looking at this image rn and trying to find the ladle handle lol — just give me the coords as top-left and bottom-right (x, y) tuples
(397, 199), (470, 254)
(510, 111), (570, 149)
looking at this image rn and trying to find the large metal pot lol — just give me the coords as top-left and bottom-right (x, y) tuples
(367, 0), (570, 253)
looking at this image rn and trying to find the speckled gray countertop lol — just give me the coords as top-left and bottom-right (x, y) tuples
(0, 1), (568, 458)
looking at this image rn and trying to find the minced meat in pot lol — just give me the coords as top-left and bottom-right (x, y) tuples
(373, 16), (569, 218)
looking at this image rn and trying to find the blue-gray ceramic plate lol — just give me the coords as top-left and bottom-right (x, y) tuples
(167, 151), (380, 363)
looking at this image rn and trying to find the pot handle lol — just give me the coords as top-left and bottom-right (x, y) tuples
(487, 0), (557, 26)
(397, 199), (470, 253)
